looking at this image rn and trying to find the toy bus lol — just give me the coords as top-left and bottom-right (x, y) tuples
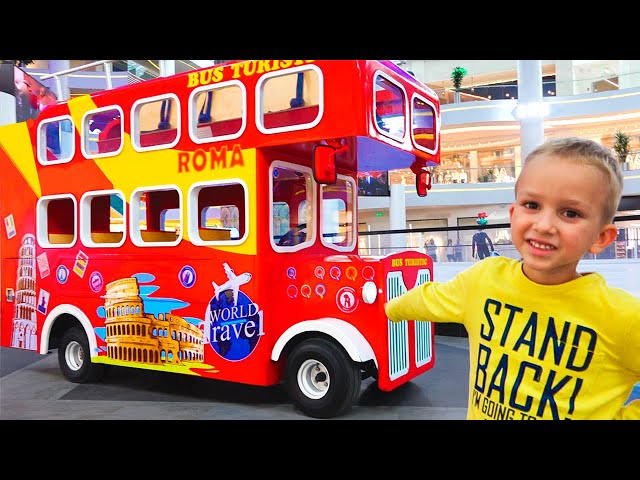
(0, 59), (441, 418)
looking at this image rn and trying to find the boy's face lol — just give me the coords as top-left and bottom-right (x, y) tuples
(509, 155), (618, 285)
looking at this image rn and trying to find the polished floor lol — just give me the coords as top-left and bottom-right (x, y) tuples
(0, 336), (470, 420)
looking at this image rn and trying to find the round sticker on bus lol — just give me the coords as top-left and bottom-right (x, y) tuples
(179, 265), (196, 288)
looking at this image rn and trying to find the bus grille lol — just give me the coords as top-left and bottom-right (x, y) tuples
(414, 269), (432, 367)
(386, 269), (432, 380)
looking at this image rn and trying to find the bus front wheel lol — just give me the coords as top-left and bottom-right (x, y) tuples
(285, 337), (361, 419)
(58, 326), (105, 384)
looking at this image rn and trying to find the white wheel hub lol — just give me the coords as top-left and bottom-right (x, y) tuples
(297, 359), (330, 399)
(65, 340), (84, 371)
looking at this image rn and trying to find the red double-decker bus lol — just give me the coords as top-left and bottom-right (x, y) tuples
(0, 60), (441, 418)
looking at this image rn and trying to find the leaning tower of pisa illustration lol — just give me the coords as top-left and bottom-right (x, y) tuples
(11, 233), (38, 350)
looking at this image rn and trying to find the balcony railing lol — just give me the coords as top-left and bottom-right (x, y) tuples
(358, 218), (640, 261)
(430, 69), (640, 106)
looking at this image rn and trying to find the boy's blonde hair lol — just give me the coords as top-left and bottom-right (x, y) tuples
(518, 137), (624, 224)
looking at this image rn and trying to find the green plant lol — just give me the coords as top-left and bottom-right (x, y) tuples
(613, 130), (632, 163)
(451, 66), (468, 90)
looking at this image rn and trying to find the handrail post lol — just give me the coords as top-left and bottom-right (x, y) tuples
(54, 75), (63, 101)
(104, 61), (113, 90)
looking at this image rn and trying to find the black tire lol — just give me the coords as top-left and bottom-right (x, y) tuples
(58, 326), (105, 383)
(285, 337), (361, 419)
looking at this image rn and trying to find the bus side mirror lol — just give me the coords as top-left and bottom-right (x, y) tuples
(312, 144), (338, 184)
(416, 170), (431, 197)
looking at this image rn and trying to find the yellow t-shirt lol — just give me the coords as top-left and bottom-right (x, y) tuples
(385, 256), (640, 420)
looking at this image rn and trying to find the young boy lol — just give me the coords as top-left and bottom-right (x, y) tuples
(385, 137), (640, 420)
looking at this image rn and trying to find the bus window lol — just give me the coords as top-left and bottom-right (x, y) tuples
(36, 194), (77, 247)
(271, 162), (315, 251)
(80, 190), (126, 247)
(411, 95), (438, 155)
(320, 176), (356, 250)
(131, 94), (180, 152)
(187, 180), (248, 245)
(82, 106), (124, 158)
(190, 81), (246, 143)
(37, 115), (75, 165)
(374, 73), (406, 141)
(256, 65), (323, 134)
(130, 186), (182, 246)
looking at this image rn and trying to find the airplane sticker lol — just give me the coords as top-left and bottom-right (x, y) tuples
(212, 262), (252, 306)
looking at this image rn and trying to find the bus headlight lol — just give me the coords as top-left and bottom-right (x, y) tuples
(361, 281), (378, 304)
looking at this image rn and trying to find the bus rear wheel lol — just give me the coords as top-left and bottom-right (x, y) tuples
(58, 326), (104, 384)
(285, 338), (361, 419)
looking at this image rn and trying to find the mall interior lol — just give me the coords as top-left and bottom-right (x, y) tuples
(4, 59), (640, 263)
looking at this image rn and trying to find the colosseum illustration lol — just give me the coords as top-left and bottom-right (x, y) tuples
(11, 234), (38, 351)
(102, 277), (204, 366)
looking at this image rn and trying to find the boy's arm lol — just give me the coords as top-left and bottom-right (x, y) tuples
(385, 265), (477, 324)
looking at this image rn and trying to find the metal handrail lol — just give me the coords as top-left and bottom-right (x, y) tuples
(40, 60), (117, 100)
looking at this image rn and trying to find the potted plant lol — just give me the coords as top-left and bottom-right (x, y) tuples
(613, 130), (632, 169)
(451, 66), (467, 103)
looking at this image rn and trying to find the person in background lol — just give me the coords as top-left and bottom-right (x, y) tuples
(472, 227), (494, 260)
(454, 238), (463, 262)
(385, 137), (640, 419)
(446, 238), (456, 262)
(424, 237), (438, 262)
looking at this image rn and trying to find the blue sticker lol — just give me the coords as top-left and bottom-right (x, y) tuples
(179, 265), (196, 288)
(56, 265), (69, 284)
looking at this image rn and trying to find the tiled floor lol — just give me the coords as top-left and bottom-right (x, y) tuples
(3, 336), (637, 420)
(0, 336), (470, 420)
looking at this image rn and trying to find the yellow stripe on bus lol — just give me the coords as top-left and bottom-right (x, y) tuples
(0, 122), (41, 197)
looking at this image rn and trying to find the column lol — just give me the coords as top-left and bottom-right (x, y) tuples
(554, 60), (575, 96)
(469, 150), (479, 183)
(513, 145), (523, 178)
(516, 60), (545, 162)
(618, 60), (640, 89)
(47, 60), (71, 101)
(159, 60), (176, 77)
(389, 183), (406, 254)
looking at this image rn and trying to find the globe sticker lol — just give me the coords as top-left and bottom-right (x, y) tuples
(205, 262), (263, 362)
(179, 265), (196, 288)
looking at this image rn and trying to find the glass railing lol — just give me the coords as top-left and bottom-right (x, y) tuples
(357, 218), (640, 261)
(433, 70), (640, 106)
(387, 159), (638, 189)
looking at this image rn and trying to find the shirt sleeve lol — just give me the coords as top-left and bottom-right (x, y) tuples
(614, 399), (640, 420)
(385, 263), (478, 325)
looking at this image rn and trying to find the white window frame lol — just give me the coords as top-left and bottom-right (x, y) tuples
(79, 189), (126, 248)
(36, 193), (77, 248)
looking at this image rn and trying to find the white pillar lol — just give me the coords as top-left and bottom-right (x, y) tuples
(554, 60), (575, 96)
(517, 60), (545, 162)
(159, 60), (176, 77)
(389, 183), (406, 254)
(618, 60), (640, 89)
